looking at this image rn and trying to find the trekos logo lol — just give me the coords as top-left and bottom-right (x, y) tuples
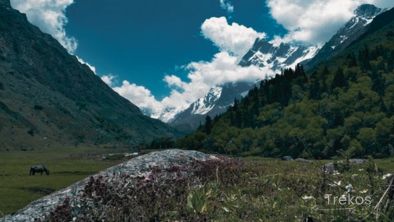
(324, 193), (373, 206)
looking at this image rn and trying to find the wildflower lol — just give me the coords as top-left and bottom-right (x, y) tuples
(382, 173), (392, 180)
(222, 207), (230, 212)
(329, 180), (342, 187)
(333, 170), (340, 175)
(359, 189), (368, 194)
(345, 184), (353, 193)
(302, 195), (314, 200)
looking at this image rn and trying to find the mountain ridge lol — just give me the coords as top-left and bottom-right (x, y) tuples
(0, 1), (175, 150)
(169, 82), (255, 132)
(305, 4), (383, 69)
(177, 7), (394, 158)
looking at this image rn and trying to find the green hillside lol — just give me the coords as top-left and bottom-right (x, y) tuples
(0, 0), (175, 150)
(177, 8), (394, 159)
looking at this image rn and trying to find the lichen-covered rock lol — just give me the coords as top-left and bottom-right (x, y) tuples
(1, 149), (221, 222)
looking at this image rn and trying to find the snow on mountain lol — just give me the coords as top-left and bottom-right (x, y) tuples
(166, 39), (320, 131)
(305, 4), (383, 69)
(169, 82), (255, 132)
(160, 4), (383, 132)
(239, 39), (319, 72)
(191, 86), (222, 115)
(152, 106), (179, 123)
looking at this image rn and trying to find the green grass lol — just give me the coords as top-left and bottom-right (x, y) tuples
(0, 147), (125, 216)
(184, 157), (394, 221)
(1, 149), (393, 221)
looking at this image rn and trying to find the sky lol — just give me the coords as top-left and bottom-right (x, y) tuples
(9, 0), (394, 120)
(63, 0), (286, 98)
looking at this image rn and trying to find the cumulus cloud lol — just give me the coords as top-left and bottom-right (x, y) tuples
(77, 56), (97, 73)
(220, 0), (234, 14)
(374, 0), (394, 8)
(101, 74), (116, 86)
(159, 52), (273, 117)
(8, 1), (269, 121)
(108, 51), (273, 121)
(267, 0), (394, 45)
(112, 81), (164, 115)
(10, 0), (77, 54)
(163, 75), (187, 90)
(201, 17), (266, 58)
(110, 17), (269, 121)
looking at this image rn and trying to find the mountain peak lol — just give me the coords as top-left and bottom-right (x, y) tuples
(355, 4), (381, 18)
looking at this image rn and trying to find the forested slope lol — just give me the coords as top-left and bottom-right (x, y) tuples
(177, 8), (394, 159)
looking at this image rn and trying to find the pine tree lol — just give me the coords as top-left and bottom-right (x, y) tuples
(331, 68), (347, 89)
(204, 116), (212, 134)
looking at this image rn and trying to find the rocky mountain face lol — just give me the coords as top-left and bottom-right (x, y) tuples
(0, 0), (174, 150)
(179, 6), (394, 158)
(169, 82), (255, 132)
(239, 39), (319, 72)
(2, 150), (222, 221)
(166, 4), (384, 133)
(305, 4), (383, 69)
(168, 41), (318, 133)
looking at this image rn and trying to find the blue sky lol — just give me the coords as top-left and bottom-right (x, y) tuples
(65, 0), (286, 99)
(10, 0), (394, 120)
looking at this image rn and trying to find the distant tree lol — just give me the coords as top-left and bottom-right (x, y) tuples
(331, 68), (347, 89)
(204, 116), (212, 134)
(347, 53), (358, 67)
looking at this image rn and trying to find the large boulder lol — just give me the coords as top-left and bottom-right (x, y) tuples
(2, 149), (221, 222)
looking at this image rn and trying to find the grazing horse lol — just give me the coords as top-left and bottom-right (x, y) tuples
(29, 165), (50, 176)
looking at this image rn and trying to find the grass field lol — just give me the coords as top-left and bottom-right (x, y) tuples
(1, 149), (393, 221)
(197, 157), (394, 221)
(0, 147), (126, 216)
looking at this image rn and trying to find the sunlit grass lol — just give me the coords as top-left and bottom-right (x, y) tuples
(0, 147), (123, 215)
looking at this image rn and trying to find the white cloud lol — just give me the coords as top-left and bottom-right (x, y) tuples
(163, 75), (187, 90)
(10, 0), (77, 54)
(76, 56), (96, 73)
(201, 17), (266, 58)
(101, 75), (115, 87)
(220, 0), (234, 13)
(112, 81), (164, 115)
(158, 52), (273, 121)
(109, 52), (273, 121)
(267, 0), (394, 45)
(108, 17), (269, 121)
(374, 0), (394, 8)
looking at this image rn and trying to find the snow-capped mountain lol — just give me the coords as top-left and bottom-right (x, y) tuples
(239, 39), (319, 72)
(305, 4), (383, 69)
(190, 86), (223, 115)
(169, 82), (255, 132)
(164, 4), (383, 133)
(168, 41), (319, 132)
(167, 36), (319, 132)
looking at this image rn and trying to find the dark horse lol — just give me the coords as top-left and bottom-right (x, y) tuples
(29, 165), (50, 176)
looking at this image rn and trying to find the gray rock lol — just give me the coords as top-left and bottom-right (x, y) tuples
(349, 159), (367, 165)
(1, 149), (218, 222)
(281, 156), (293, 161)
(322, 159), (368, 174)
(295, 158), (313, 163)
(322, 162), (336, 174)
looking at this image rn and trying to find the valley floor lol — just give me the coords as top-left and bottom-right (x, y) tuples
(0, 147), (125, 215)
(0, 149), (393, 221)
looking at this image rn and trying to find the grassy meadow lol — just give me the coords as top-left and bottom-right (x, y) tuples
(193, 157), (394, 221)
(0, 147), (126, 216)
(0, 148), (393, 221)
